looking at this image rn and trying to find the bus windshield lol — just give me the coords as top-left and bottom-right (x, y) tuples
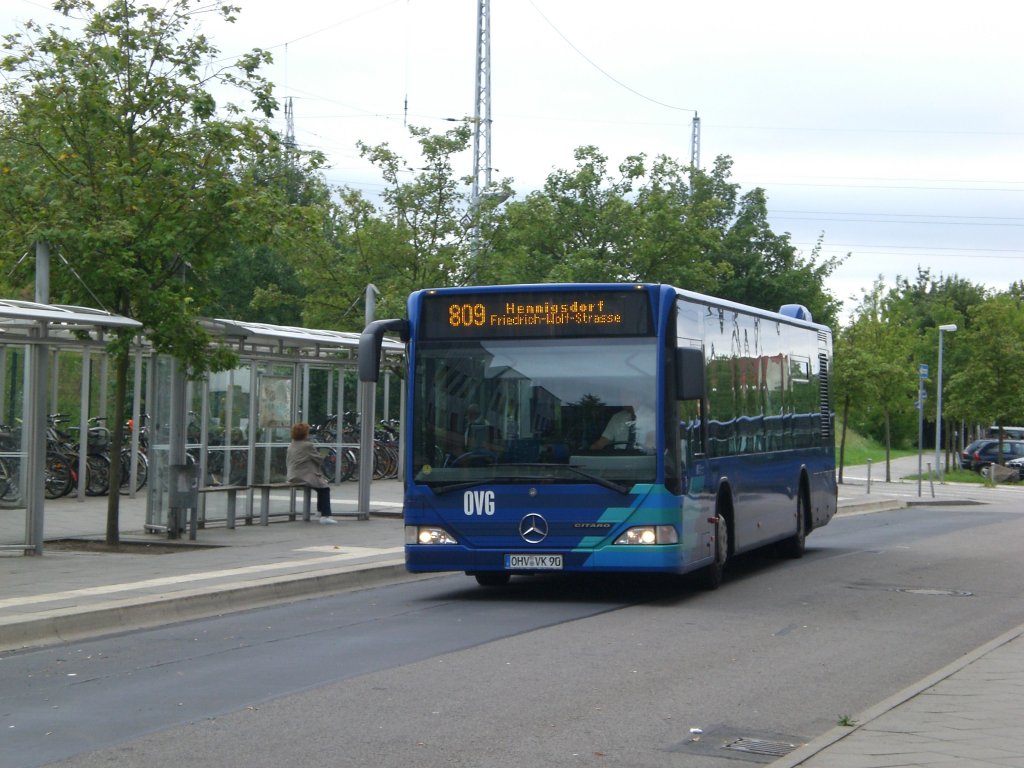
(412, 337), (659, 490)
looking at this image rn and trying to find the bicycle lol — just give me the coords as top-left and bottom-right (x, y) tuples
(49, 415), (111, 497)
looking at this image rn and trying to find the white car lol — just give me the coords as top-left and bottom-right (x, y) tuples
(1005, 455), (1024, 481)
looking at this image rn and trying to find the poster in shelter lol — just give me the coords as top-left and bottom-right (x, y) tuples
(258, 376), (291, 429)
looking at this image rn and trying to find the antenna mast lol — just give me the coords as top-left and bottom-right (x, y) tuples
(471, 0), (492, 206)
(690, 112), (700, 169)
(284, 96), (296, 152)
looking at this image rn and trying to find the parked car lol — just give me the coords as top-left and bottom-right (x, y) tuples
(970, 439), (1024, 473)
(987, 425), (1024, 440)
(960, 439), (989, 470)
(1006, 455), (1024, 481)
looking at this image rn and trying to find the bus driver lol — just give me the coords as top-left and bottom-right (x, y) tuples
(591, 400), (655, 452)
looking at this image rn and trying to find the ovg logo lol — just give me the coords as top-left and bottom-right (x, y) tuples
(463, 490), (495, 516)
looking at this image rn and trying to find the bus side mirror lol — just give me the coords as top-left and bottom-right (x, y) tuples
(675, 347), (705, 401)
(359, 319), (409, 383)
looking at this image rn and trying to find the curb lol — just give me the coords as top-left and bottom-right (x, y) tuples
(835, 499), (906, 516)
(0, 558), (418, 653)
(768, 623), (1024, 767)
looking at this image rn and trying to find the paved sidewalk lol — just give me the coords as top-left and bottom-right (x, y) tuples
(0, 479), (413, 651)
(2, 461), (1023, 768)
(771, 623), (1024, 768)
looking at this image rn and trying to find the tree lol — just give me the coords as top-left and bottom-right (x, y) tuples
(0, 0), (299, 543)
(879, 268), (986, 460)
(473, 150), (840, 326)
(839, 279), (918, 480)
(467, 145), (640, 285)
(204, 152), (336, 325)
(294, 123), (480, 329)
(716, 189), (841, 329)
(946, 293), (1024, 443)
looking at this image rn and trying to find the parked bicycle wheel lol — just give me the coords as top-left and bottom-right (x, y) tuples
(119, 448), (148, 492)
(84, 453), (110, 496)
(45, 453), (74, 499)
(0, 456), (18, 503)
(321, 448), (337, 482)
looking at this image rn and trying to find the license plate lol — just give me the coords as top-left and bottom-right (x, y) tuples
(505, 554), (563, 570)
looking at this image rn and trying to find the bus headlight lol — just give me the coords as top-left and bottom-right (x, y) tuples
(613, 525), (678, 545)
(406, 525), (458, 545)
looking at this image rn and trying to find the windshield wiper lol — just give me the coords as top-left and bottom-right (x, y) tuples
(425, 463), (631, 496)
(428, 478), (504, 494)
(499, 462), (632, 495)
(562, 464), (631, 495)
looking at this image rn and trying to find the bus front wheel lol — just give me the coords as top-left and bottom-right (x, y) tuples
(472, 571), (511, 587)
(697, 514), (729, 591)
(778, 487), (808, 559)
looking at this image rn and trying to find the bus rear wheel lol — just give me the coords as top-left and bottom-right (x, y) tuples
(778, 487), (808, 559)
(472, 571), (511, 587)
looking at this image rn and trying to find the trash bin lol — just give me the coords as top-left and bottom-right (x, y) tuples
(169, 463), (199, 539)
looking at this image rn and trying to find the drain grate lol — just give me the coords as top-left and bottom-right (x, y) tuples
(723, 737), (799, 758)
(669, 726), (806, 763)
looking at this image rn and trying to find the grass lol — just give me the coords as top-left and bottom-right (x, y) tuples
(836, 424), (915, 466)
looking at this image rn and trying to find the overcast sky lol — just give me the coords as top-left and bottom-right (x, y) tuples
(7, 0), (1022, 321)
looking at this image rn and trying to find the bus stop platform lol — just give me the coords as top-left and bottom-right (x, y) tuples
(2, 465), (1024, 768)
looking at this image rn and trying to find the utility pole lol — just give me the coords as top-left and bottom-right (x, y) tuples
(690, 112), (701, 169)
(470, 0), (492, 257)
(284, 96), (296, 152)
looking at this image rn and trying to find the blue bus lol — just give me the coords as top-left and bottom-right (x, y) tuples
(360, 283), (836, 588)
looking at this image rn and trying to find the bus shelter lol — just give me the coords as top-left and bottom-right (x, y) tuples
(0, 303), (404, 552)
(145, 318), (406, 532)
(0, 300), (142, 555)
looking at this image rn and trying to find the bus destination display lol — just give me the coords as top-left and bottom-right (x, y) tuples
(419, 289), (653, 339)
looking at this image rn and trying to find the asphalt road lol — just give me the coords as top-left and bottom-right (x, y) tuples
(4, 500), (1023, 768)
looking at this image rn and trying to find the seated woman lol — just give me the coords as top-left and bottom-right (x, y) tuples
(286, 422), (337, 524)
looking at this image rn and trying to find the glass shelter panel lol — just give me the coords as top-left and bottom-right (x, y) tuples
(252, 364), (297, 484)
(0, 345), (30, 549)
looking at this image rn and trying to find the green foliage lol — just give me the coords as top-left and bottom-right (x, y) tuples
(946, 293), (1024, 427)
(833, 267), (1021, 462)
(0, 0), (312, 541)
(836, 279), (918, 455)
(465, 148), (840, 326)
(297, 123), (476, 329)
(0, 0), (290, 370)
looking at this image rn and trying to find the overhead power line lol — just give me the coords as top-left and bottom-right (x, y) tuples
(527, 0), (695, 114)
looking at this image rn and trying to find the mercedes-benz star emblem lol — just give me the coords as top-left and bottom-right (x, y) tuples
(519, 513), (549, 544)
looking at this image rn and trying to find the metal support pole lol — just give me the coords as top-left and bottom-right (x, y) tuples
(917, 374), (924, 498)
(77, 351), (91, 502)
(167, 357), (187, 538)
(357, 284), (380, 520)
(935, 325), (957, 482)
(26, 327), (48, 554)
(128, 345), (142, 498)
(27, 240), (50, 553)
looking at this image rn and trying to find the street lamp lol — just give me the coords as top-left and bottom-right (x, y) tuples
(935, 324), (957, 480)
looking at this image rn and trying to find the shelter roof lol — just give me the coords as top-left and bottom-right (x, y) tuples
(202, 317), (404, 359)
(0, 300), (141, 343)
(0, 299), (404, 363)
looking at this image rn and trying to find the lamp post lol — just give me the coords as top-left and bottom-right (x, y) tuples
(935, 324), (957, 480)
